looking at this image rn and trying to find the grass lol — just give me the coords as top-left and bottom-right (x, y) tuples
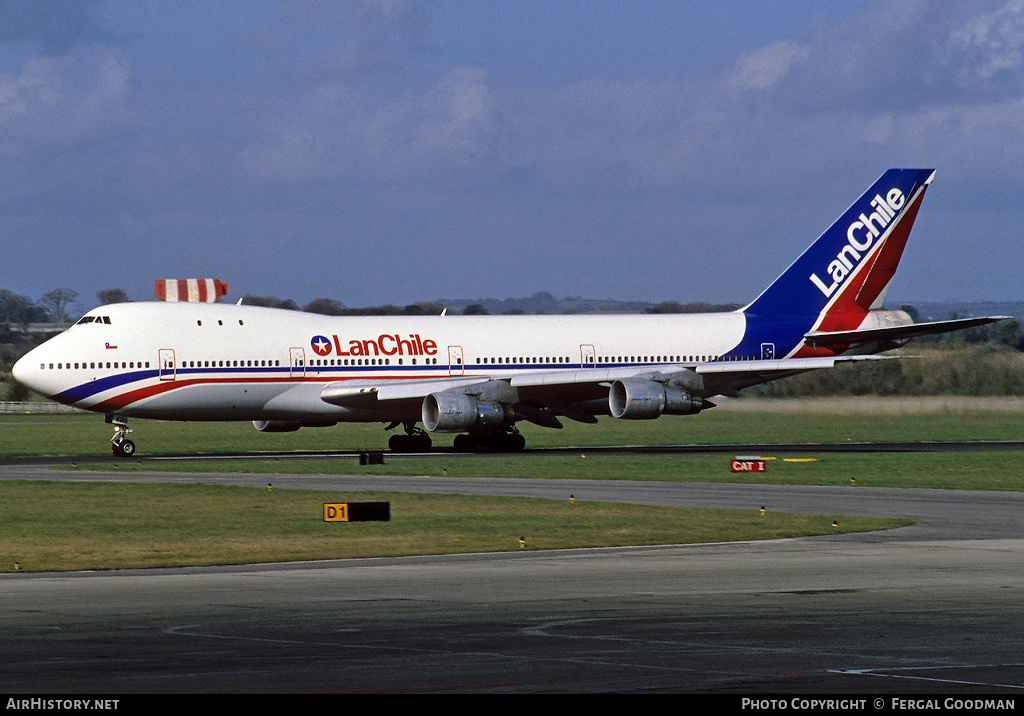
(0, 481), (911, 572)
(1, 402), (1014, 570)
(2, 402), (1024, 457)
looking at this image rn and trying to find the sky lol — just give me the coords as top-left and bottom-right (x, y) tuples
(1, 0), (1023, 311)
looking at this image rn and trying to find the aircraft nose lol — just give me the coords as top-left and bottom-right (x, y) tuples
(11, 350), (42, 394)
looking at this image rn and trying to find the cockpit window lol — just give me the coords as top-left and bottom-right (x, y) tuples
(74, 316), (111, 325)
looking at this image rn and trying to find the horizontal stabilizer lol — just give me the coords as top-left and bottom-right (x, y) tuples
(805, 316), (1011, 347)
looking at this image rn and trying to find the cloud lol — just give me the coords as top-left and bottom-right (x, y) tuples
(0, 50), (130, 151)
(6, 0), (1024, 305)
(938, 0), (1024, 96)
(231, 0), (425, 80)
(0, 0), (115, 55)
(729, 41), (811, 90)
(236, 66), (495, 183)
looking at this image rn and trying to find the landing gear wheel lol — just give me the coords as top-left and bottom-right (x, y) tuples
(454, 431), (526, 453)
(388, 430), (432, 452)
(506, 432), (526, 452)
(112, 439), (136, 458)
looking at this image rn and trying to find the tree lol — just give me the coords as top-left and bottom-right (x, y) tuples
(39, 288), (79, 323)
(645, 301), (684, 314)
(97, 288), (130, 305)
(303, 298), (345, 315)
(0, 289), (45, 328)
(241, 295), (299, 311)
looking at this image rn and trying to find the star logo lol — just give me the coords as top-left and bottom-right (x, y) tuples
(310, 335), (332, 356)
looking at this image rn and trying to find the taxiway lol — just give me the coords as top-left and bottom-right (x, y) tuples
(2, 463), (1022, 693)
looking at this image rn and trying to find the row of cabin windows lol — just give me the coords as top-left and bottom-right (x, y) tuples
(42, 361), (149, 370)
(39, 358), (450, 371)
(597, 355), (757, 363)
(307, 358), (440, 366)
(40, 353), (761, 373)
(477, 356), (570, 365)
(472, 355), (757, 365)
(181, 360), (279, 368)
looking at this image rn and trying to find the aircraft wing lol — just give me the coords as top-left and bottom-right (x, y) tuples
(319, 355), (896, 422)
(804, 316), (1011, 347)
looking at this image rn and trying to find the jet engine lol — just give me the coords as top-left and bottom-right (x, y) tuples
(608, 378), (706, 420)
(422, 392), (513, 433)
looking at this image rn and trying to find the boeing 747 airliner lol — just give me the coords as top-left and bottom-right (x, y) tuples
(12, 169), (1006, 455)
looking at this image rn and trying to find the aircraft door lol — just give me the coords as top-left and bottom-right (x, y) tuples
(761, 343), (776, 360)
(158, 349), (176, 381)
(448, 346), (464, 376)
(289, 347), (306, 378)
(581, 344), (596, 368)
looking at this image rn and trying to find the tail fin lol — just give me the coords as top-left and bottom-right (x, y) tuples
(742, 168), (935, 331)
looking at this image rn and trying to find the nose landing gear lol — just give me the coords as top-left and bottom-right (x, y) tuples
(107, 415), (136, 458)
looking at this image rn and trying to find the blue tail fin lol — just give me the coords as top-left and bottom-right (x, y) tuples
(743, 168), (934, 319)
(734, 168), (935, 358)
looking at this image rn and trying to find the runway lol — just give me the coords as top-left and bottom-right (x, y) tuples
(4, 439), (1024, 467)
(2, 463), (1024, 694)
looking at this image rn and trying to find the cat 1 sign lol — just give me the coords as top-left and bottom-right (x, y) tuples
(730, 456), (766, 473)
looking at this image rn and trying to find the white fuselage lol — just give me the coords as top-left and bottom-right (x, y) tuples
(14, 301), (748, 422)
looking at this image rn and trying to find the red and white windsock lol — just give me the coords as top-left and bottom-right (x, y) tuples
(155, 279), (229, 302)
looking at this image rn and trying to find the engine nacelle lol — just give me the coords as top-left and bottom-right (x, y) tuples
(609, 378), (705, 420)
(252, 419), (338, 432)
(253, 420), (301, 432)
(422, 392), (512, 433)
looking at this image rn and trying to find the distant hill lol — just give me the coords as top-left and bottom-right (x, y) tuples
(432, 294), (1023, 319)
(433, 292), (739, 315)
(901, 300), (1024, 323)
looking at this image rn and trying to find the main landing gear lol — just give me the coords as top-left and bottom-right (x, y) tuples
(453, 429), (526, 453)
(387, 422), (433, 452)
(107, 415), (136, 458)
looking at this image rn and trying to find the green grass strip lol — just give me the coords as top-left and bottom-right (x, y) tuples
(0, 481), (910, 572)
